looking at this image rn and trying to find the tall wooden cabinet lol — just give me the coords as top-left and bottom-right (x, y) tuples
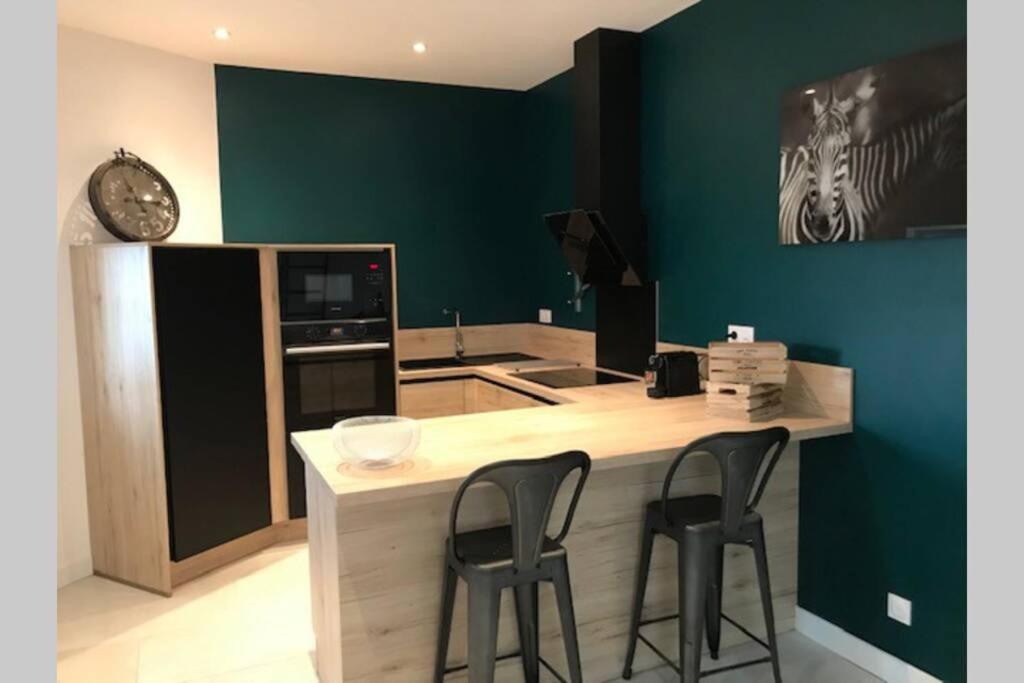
(71, 243), (297, 595)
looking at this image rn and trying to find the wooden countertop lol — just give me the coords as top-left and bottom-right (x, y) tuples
(292, 359), (853, 506)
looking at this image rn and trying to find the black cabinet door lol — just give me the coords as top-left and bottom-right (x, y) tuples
(152, 247), (271, 561)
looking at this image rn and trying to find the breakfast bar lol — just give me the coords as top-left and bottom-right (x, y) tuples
(293, 355), (852, 683)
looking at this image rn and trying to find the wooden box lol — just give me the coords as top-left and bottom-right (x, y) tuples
(705, 381), (784, 422)
(706, 342), (788, 422)
(707, 342), (788, 385)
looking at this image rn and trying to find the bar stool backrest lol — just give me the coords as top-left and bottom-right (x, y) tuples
(448, 450), (591, 572)
(661, 428), (791, 537)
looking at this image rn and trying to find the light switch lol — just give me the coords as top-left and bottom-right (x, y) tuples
(727, 324), (754, 342)
(539, 308), (553, 324)
(887, 593), (912, 626)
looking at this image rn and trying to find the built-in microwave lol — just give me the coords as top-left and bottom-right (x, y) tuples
(277, 250), (391, 323)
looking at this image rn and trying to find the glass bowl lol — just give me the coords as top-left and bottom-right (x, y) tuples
(332, 416), (421, 470)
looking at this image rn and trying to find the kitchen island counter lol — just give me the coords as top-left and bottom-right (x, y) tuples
(294, 356), (852, 682)
(295, 360), (850, 506)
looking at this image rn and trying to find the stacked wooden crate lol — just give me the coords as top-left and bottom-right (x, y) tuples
(706, 341), (788, 422)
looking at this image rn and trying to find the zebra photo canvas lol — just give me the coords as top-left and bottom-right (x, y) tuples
(778, 40), (966, 245)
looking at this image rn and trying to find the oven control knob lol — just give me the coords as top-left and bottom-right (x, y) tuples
(353, 324), (368, 338)
(305, 327), (319, 341)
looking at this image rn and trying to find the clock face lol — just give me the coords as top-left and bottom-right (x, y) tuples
(88, 155), (180, 242)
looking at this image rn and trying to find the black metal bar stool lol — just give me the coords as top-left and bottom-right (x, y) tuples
(433, 450), (591, 683)
(621, 427), (791, 682)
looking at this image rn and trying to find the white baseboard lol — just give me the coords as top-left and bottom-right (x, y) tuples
(795, 607), (941, 683)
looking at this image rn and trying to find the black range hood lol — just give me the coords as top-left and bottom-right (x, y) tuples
(545, 210), (642, 286)
(546, 28), (645, 287)
(545, 28), (656, 377)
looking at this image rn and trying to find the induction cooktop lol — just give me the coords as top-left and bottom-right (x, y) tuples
(514, 368), (638, 389)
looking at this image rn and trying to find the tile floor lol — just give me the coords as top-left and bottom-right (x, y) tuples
(57, 542), (880, 683)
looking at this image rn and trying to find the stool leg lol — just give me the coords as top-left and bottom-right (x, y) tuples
(433, 561), (458, 683)
(752, 524), (782, 683)
(551, 557), (583, 683)
(679, 534), (710, 683)
(467, 581), (501, 683)
(705, 545), (724, 660)
(514, 583), (540, 682)
(622, 524), (655, 679)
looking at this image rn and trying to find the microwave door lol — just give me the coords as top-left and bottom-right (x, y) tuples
(285, 264), (330, 320)
(322, 272), (355, 319)
(279, 250), (391, 322)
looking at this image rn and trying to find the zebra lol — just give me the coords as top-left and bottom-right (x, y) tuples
(779, 85), (966, 244)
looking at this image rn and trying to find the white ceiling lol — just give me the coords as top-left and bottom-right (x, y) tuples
(57, 0), (700, 91)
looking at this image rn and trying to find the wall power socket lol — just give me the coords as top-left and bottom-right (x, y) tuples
(538, 308), (553, 324)
(727, 324), (755, 342)
(887, 592), (912, 626)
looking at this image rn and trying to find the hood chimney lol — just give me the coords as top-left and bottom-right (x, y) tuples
(546, 28), (646, 287)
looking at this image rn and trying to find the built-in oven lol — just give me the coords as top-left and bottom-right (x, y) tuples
(278, 250), (391, 323)
(282, 321), (396, 518)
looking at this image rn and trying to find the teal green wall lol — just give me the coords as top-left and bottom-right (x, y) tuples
(216, 65), (595, 329)
(215, 66), (540, 328)
(641, 1), (965, 680)
(520, 70), (595, 330)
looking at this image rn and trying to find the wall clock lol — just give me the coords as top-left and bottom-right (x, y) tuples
(88, 148), (180, 242)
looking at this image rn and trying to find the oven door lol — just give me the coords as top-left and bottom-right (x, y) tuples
(282, 341), (396, 517)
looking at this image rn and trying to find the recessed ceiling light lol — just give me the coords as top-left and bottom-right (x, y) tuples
(412, 42), (427, 54)
(213, 27), (231, 41)
(804, 88), (816, 95)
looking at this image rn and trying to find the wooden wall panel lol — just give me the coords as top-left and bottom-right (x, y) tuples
(524, 324), (596, 366)
(398, 324), (850, 424)
(70, 244), (172, 595)
(396, 324), (532, 360)
(396, 323), (595, 365)
(783, 359), (854, 424)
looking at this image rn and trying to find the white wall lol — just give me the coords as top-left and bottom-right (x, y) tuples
(57, 26), (223, 587)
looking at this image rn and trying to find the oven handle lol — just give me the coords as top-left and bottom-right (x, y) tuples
(284, 342), (391, 356)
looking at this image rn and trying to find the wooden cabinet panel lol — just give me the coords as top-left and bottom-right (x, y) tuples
(399, 380), (467, 419)
(470, 379), (505, 414)
(466, 379), (546, 413)
(70, 244), (172, 595)
(498, 387), (546, 410)
(401, 378), (547, 420)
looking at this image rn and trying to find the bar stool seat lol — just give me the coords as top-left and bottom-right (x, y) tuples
(434, 450), (591, 683)
(647, 494), (723, 531)
(453, 525), (564, 569)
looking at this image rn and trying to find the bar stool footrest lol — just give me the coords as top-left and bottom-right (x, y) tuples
(442, 652), (569, 682)
(634, 611), (775, 679)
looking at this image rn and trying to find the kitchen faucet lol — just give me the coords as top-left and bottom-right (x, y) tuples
(442, 307), (464, 360)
